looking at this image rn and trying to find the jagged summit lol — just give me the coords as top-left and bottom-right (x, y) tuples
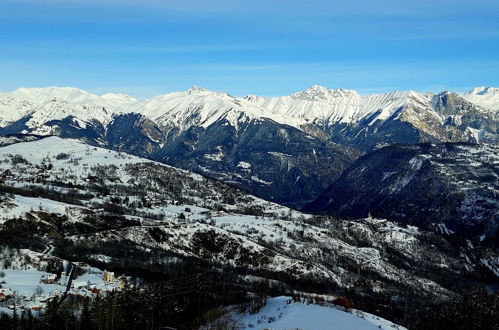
(0, 85), (496, 146)
(292, 85), (359, 101)
(185, 85), (210, 94)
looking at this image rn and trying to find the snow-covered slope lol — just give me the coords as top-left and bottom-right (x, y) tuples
(245, 85), (426, 126)
(1, 136), (495, 327)
(0, 87), (137, 132)
(138, 84), (424, 131)
(462, 86), (499, 112)
(1, 84), (496, 138)
(0, 85), (496, 206)
(140, 84), (464, 140)
(0, 136), (155, 173)
(135, 86), (300, 134)
(227, 296), (405, 330)
(306, 142), (499, 244)
(0, 137), (473, 296)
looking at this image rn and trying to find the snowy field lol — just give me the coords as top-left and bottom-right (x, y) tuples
(231, 296), (405, 330)
(1, 268), (63, 297)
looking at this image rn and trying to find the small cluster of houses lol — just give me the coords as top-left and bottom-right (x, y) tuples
(68, 270), (127, 298)
(0, 247), (132, 315)
(0, 269), (129, 314)
(104, 270), (128, 290)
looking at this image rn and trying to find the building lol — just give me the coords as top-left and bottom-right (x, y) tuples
(72, 281), (89, 289)
(41, 274), (58, 284)
(103, 270), (115, 282)
(0, 288), (14, 302)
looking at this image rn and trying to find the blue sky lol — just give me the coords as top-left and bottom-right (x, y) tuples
(1, 0), (499, 98)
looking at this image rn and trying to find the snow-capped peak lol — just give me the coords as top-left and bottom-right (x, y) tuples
(1, 85), (496, 140)
(0, 86), (134, 131)
(101, 93), (138, 104)
(292, 85), (359, 101)
(243, 94), (264, 102)
(186, 85), (209, 94)
(244, 87), (424, 126)
(462, 86), (499, 111)
(466, 86), (499, 96)
(10, 86), (96, 104)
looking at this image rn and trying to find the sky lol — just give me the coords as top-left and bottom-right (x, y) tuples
(1, 0), (499, 99)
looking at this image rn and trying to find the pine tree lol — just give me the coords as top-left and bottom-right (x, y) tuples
(24, 309), (34, 330)
(80, 298), (92, 330)
(12, 303), (18, 330)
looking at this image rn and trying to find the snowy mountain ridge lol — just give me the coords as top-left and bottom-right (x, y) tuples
(0, 86), (136, 129)
(247, 87), (425, 126)
(462, 86), (499, 112)
(1, 85), (497, 136)
(0, 85), (496, 206)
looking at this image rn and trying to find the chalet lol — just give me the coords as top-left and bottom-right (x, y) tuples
(41, 274), (58, 284)
(90, 287), (100, 294)
(103, 270), (115, 282)
(0, 288), (14, 301)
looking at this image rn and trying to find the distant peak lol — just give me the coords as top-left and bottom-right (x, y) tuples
(435, 90), (454, 96)
(293, 85), (358, 100)
(14, 86), (88, 94)
(186, 85), (209, 94)
(304, 84), (331, 95)
(244, 94), (262, 102)
(101, 93), (138, 104)
(309, 84), (328, 91)
(9, 86), (95, 102)
(467, 86), (499, 95)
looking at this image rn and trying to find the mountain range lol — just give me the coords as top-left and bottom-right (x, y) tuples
(1, 85), (497, 207)
(0, 85), (497, 328)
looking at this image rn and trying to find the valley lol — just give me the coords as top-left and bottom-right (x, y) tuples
(0, 86), (497, 329)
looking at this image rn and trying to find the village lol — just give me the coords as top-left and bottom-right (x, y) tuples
(0, 248), (129, 316)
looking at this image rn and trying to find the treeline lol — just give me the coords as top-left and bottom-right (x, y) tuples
(408, 287), (499, 330)
(0, 184), (92, 206)
(0, 277), (496, 330)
